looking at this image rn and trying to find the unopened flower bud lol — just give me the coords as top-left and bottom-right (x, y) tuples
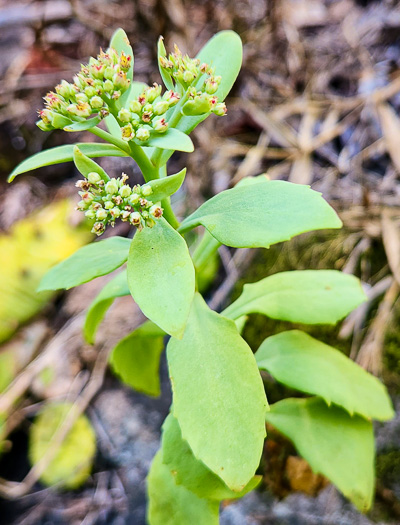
(183, 70), (195, 84)
(103, 79), (114, 93)
(141, 185), (153, 197)
(37, 120), (53, 131)
(119, 185), (131, 198)
(205, 78), (218, 95)
(112, 90), (122, 100)
(129, 100), (142, 114)
(80, 191), (94, 203)
(163, 90), (180, 106)
(85, 86), (97, 98)
(96, 208), (108, 220)
(213, 102), (227, 116)
(146, 84), (162, 103)
(153, 101), (169, 115)
(129, 193), (140, 205)
(92, 222), (105, 236)
(105, 179), (119, 195)
(121, 210), (131, 220)
(56, 80), (75, 99)
(136, 127), (150, 141)
(118, 108), (132, 123)
(110, 207), (121, 218)
(150, 205), (163, 218)
(104, 66), (115, 81)
(76, 93), (89, 104)
(85, 209), (96, 219)
(87, 172), (102, 184)
(121, 123), (135, 141)
(130, 212), (141, 225)
(90, 96), (104, 109)
(89, 63), (106, 79)
(146, 217), (156, 228)
(104, 200), (114, 210)
(152, 117), (168, 133)
(77, 200), (87, 210)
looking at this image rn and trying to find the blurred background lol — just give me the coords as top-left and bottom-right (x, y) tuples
(1, 0), (400, 523)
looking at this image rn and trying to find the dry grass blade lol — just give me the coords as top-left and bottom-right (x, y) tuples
(382, 209), (400, 286)
(377, 102), (400, 174)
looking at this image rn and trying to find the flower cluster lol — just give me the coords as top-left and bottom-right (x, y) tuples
(76, 173), (163, 236)
(37, 47), (132, 131)
(117, 83), (180, 142)
(159, 42), (227, 116)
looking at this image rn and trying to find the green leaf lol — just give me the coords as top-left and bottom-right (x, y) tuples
(146, 128), (194, 152)
(83, 269), (130, 344)
(109, 27), (134, 83)
(158, 36), (174, 90)
(64, 116), (102, 132)
(109, 321), (165, 396)
(38, 236), (131, 291)
(223, 270), (367, 324)
(265, 397), (375, 512)
(147, 450), (219, 525)
(8, 143), (128, 182)
(256, 330), (394, 421)
(104, 113), (122, 138)
(167, 293), (268, 491)
(162, 413), (261, 500)
(147, 168), (186, 202)
(73, 146), (110, 182)
(28, 402), (96, 489)
(126, 80), (149, 105)
(179, 180), (342, 248)
(127, 218), (195, 338)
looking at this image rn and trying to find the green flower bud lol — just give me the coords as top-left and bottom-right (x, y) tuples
(56, 80), (75, 99)
(77, 200), (87, 210)
(89, 63), (106, 79)
(112, 90), (122, 100)
(104, 66), (115, 80)
(153, 101), (169, 115)
(143, 104), (153, 114)
(136, 127), (150, 141)
(79, 191), (94, 203)
(119, 185), (131, 198)
(85, 86), (97, 98)
(87, 172), (102, 184)
(205, 78), (218, 95)
(121, 210), (131, 220)
(90, 96), (104, 109)
(85, 209), (96, 219)
(130, 212), (141, 225)
(141, 185), (153, 197)
(163, 90), (180, 106)
(51, 113), (72, 129)
(110, 207), (121, 218)
(213, 102), (227, 116)
(183, 70), (195, 84)
(146, 217), (156, 228)
(103, 79), (114, 93)
(104, 200), (114, 209)
(146, 84), (162, 103)
(182, 95), (212, 116)
(152, 117), (168, 133)
(118, 108), (132, 123)
(128, 193), (140, 205)
(105, 179), (119, 195)
(96, 208), (108, 220)
(119, 51), (132, 72)
(129, 100), (142, 114)
(37, 119), (53, 131)
(76, 93), (89, 104)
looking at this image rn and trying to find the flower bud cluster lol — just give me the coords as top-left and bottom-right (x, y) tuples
(159, 43), (227, 116)
(76, 172), (163, 236)
(37, 47), (132, 131)
(118, 83), (180, 142)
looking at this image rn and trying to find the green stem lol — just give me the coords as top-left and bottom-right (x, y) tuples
(89, 126), (130, 154)
(192, 230), (221, 269)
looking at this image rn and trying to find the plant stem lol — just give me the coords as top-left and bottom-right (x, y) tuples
(89, 126), (130, 154)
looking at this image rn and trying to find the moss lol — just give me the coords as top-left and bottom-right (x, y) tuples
(376, 450), (400, 487)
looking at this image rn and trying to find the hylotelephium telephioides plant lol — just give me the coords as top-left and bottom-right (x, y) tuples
(9, 28), (394, 523)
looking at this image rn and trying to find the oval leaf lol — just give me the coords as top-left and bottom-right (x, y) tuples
(147, 450), (219, 525)
(146, 128), (194, 152)
(109, 321), (165, 397)
(29, 402), (96, 489)
(223, 270), (367, 324)
(127, 218), (195, 338)
(158, 36), (174, 90)
(179, 180), (342, 248)
(83, 269), (130, 344)
(167, 293), (268, 491)
(256, 330), (394, 421)
(38, 236), (131, 291)
(147, 168), (186, 202)
(162, 413), (261, 500)
(73, 146), (110, 182)
(265, 397), (375, 512)
(109, 28), (134, 83)
(8, 143), (128, 182)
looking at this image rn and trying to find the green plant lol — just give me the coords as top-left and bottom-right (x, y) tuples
(9, 28), (394, 522)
